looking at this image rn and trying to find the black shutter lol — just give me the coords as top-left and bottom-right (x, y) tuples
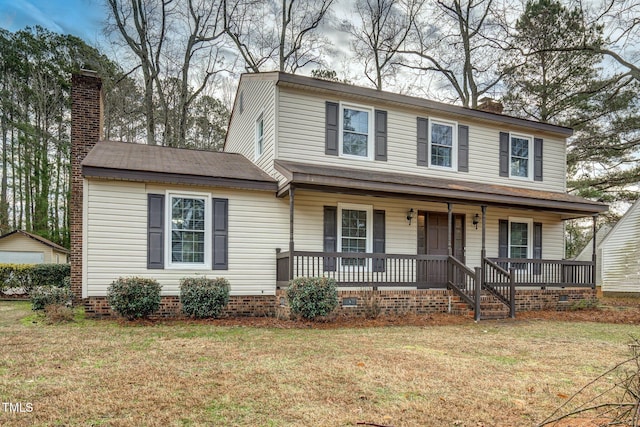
(323, 206), (337, 271)
(375, 110), (387, 161)
(533, 222), (542, 274)
(458, 124), (469, 172)
(534, 137), (543, 181)
(373, 210), (386, 272)
(498, 219), (509, 259)
(212, 198), (228, 270)
(147, 194), (165, 269)
(499, 132), (509, 177)
(325, 101), (339, 156)
(417, 117), (428, 166)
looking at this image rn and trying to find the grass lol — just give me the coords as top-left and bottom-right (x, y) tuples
(0, 301), (638, 426)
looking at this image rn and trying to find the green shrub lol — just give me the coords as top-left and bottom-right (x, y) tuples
(0, 263), (70, 295)
(31, 286), (73, 311)
(180, 277), (230, 318)
(30, 264), (70, 288)
(107, 277), (162, 320)
(286, 277), (338, 320)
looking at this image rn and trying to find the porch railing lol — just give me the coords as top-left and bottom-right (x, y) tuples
(487, 258), (595, 288)
(277, 251), (595, 291)
(276, 251), (448, 288)
(483, 257), (515, 318)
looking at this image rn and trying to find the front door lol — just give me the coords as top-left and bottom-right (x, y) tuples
(417, 211), (465, 285)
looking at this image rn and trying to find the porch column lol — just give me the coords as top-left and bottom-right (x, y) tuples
(289, 186), (295, 281)
(447, 202), (453, 256)
(592, 214), (598, 288)
(481, 205), (487, 260)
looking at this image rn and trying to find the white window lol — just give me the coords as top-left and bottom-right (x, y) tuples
(337, 203), (373, 266)
(429, 119), (457, 169)
(509, 217), (532, 259)
(167, 193), (211, 268)
(255, 114), (264, 159)
(510, 133), (532, 179)
(340, 103), (374, 160)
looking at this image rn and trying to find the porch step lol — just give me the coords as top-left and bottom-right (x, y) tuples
(467, 291), (511, 320)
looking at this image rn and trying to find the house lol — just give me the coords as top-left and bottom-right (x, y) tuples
(70, 70), (607, 319)
(581, 200), (640, 296)
(0, 230), (69, 264)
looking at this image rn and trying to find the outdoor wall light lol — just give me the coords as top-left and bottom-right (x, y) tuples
(406, 208), (415, 225)
(473, 213), (480, 230)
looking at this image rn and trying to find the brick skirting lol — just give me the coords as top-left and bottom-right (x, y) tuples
(82, 287), (596, 319)
(83, 295), (278, 318)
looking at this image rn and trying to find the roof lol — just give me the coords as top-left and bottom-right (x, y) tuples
(274, 160), (607, 218)
(600, 198), (640, 248)
(82, 141), (278, 191)
(238, 72), (574, 138)
(0, 230), (69, 254)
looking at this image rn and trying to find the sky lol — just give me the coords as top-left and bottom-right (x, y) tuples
(0, 0), (105, 44)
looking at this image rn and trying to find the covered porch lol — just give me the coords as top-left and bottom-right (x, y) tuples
(274, 160), (607, 319)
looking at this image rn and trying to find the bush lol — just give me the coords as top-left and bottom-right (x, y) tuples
(107, 277), (162, 320)
(31, 286), (73, 311)
(0, 263), (70, 295)
(180, 277), (230, 318)
(286, 277), (338, 320)
(29, 264), (70, 288)
(43, 304), (75, 323)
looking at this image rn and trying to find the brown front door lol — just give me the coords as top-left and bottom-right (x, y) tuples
(417, 211), (465, 285)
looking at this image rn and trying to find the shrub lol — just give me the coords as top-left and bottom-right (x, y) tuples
(286, 277), (338, 320)
(44, 304), (75, 324)
(107, 277), (162, 320)
(180, 277), (230, 318)
(0, 263), (70, 295)
(31, 286), (73, 311)
(30, 264), (70, 288)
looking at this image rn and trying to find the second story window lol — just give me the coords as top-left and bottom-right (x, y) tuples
(255, 114), (264, 159)
(510, 134), (532, 178)
(340, 104), (373, 159)
(429, 119), (457, 169)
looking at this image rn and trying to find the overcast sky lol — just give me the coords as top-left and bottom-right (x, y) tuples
(0, 0), (105, 44)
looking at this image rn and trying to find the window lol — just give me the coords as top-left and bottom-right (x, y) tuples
(167, 194), (211, 268)
(429, 119), (457, 169)
(337, 203), (372, 266)
(255, 114), (264, 158)
(509, 218), (532, 259)
(340, 104), (373, 159)
(510, 134), (532, 178)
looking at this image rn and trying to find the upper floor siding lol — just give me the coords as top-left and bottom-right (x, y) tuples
(225, 77), (278, 179)
(276, 86), (568, 193)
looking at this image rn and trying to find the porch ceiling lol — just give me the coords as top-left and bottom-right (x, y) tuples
(274, 160), (608, 218)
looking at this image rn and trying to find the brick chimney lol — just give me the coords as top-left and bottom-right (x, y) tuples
(477, 97), (504, 114)
(70, 70), (102, 302)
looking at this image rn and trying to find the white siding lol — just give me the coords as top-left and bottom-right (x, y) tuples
(225, 77), (279, 179)
(293, 191), (565, 270)
(277, 88), (567, 193)
(85, 179), (289, 297)
(601, 200), (640, 293)
(0, 234), (63, 263)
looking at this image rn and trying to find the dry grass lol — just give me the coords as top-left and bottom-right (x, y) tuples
(0, 301), (639, 427)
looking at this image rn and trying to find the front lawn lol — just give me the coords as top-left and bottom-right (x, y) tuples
(0, 301), (638, 426)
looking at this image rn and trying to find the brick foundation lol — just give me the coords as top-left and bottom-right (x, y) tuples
(84, 295), (278, 319)
(83, 287), (597, 319)
(514, 288), (597, 311)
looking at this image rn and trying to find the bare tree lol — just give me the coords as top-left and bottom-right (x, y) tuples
(106, 0), (227, 146)
(401, 0), (512, 107)
(347, 0), (421, 91)
(223, 0), (335, 73)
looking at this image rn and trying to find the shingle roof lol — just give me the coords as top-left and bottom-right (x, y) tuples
(274, 160), (607, 218)
(0, 230), (69, 254)
(82, 141), (277, 191)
